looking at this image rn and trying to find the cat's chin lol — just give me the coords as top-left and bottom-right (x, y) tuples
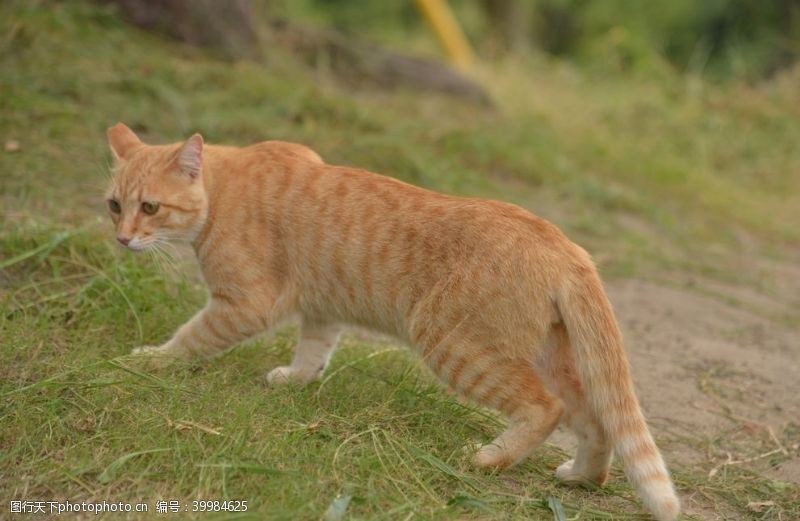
(124, 241), (156, 253)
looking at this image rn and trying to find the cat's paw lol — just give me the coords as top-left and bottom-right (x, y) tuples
(555, 459), (578, 482)
(471, 443), (514, 470)
(555, 459), (607, 485)
(131, 345), (162, 356)
(265, 366), (319, 387)
(130, 345), (182, 368)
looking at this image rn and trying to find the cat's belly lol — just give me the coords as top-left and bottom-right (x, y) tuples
(297, 287), (409, 341)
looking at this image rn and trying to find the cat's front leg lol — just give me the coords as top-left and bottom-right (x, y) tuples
(266, 323), (341, 386)
(132, 298), (270, 364)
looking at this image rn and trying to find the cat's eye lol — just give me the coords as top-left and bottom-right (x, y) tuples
(141, 201), (160, 215)
(108, 199), (121, 214)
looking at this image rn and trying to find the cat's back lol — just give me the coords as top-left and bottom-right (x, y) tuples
(206, 140), (320, 176)
(246, 140), (324, 165)
(295, 162), (578, 265)
(213, 140), (323, 170)
(210, 142), (580, 270)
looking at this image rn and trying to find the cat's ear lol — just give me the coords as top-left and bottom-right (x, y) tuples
(177, 133), (204, 179)
(107, 122), (143, 161)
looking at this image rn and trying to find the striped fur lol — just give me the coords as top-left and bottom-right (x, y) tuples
(106, 123), (679, 520)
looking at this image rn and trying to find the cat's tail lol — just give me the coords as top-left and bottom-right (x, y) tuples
(556, 265), (680, 521)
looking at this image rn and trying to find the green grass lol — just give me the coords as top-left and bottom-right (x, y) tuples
(0, 228), (652, 520)
(2, 1), (799, 519)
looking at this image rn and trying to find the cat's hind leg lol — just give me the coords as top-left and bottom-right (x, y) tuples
(423, 334), (563, 469)
(556, 412), (613, 486)
(266, 322), (340, 386)
(540, 323), (613, 485)
(468, 361), (563, 469)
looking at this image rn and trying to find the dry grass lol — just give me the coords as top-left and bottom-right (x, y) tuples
(1, 2), (798, 519)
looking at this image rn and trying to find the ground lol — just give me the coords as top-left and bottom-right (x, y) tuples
(1, 2), (799, 520)
(589, 275), (799, 518)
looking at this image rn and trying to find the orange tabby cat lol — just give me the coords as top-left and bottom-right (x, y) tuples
(106, 123), (679, 520)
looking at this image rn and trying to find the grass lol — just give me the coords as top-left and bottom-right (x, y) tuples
(1, 1), (799, 519)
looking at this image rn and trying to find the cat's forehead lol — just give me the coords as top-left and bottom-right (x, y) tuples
(110, 147), (175, 195)
(110, 160), (154, 196)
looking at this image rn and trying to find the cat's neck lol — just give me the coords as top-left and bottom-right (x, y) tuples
(197, 144), (234, 193)
(190, 144), (244, 253)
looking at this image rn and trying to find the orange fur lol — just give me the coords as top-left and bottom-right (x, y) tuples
(106, 123), (679, 520)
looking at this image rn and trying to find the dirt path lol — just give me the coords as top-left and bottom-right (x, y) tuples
(551, 271), (800, 518)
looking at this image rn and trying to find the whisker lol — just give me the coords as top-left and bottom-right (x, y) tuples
(147, 249), (163, 274)
(157, 240), (182, 259)
(152, 242), (180, 275)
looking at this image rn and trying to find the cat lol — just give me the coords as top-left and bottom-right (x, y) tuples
(105, 122), (679, 521)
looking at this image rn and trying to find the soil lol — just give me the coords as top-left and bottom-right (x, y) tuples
(550, 266), (800, 518)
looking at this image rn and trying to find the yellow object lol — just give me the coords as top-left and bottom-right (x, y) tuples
(415, 0), (475, 71)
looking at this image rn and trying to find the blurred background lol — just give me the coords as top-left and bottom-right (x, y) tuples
(3, 0), (799, 273)
(1, 1), (799, 520)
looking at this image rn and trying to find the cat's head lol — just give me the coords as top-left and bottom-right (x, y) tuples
(105, 123), (208, 251)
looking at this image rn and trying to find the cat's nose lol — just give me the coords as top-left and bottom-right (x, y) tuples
(117, 236), (131, 246)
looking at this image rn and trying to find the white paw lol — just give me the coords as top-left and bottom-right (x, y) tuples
(132, 345), (162, 355)
(471, 443), (512, 469)
(130, 345), (182, 368)
(265, 366), (318, 387)
(555, 459), (604, 485)
(555, 459), (577, 482)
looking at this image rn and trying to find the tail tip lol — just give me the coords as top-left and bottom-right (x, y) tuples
(652, 495), (680, 521)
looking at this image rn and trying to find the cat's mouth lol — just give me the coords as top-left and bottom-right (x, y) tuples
(120, 237), (156, 252)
